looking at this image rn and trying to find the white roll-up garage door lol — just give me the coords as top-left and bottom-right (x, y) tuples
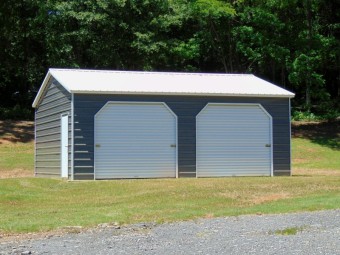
(94, 102), (177, 179)
(196, 103), (272, 177)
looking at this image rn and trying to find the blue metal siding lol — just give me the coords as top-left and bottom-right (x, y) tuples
(73, 94), (291, 179)
(35, 79), (71, 177)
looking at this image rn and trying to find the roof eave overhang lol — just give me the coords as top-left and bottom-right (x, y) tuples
(71, 90), (295, 98)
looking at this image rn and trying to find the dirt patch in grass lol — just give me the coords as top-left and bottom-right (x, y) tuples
(0, 226), (88, 243)
(294, 158), (308, 163)
(0, 120), (34, 144)
(292, 120), (339, 139)
(293, 168), (340, 177)
(0, 169), (33, 179)
(251, 193), (290, 205)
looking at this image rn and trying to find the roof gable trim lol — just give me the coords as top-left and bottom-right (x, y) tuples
(32, 71), (71, 108)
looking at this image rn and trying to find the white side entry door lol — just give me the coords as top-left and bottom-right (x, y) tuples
(61, 114), (69, 178)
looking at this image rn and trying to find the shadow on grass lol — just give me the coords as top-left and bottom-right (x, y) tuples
(292, 120), (340, 150)
(0, 120), (34, 144)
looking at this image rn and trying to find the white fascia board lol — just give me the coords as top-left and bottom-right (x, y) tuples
(32, 69), (72, 108)
(71, 90), (295, 98)
(32, 71), (52, 108)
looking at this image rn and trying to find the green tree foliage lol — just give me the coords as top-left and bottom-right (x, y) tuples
(190, 0), (237, 72)
(0, 0), (339, 118)
(286, 0), (339, 111)
(0, 0), (46, 109)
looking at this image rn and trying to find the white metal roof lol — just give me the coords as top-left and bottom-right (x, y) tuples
(32, 68), (294, 107)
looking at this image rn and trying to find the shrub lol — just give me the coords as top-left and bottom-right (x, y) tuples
(292, 110), (319, 121)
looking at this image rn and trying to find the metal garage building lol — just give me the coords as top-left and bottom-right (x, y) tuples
(32, 69), (294, 180)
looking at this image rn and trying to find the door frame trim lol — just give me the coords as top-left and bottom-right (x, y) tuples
(195, 103), (273, 177)
(94, 101), (178, 179)
(60, 113), (69, 178)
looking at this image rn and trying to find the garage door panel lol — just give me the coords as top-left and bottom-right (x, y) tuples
(96, 172), (174, 179)
(198, 162), (271, 167)
(199, 145), (269, 150)
(104, 144), (172, 148)
(198, 164), (270, 169)
(197, 104), (272, 177)
(198, 173), (269, 177)
(201, 128), (268, 134)
(95, 146), (173, 152)
(198, 143), (270, 147)
(96, 173), (174, 179)
(95, 164), (174, 169)
(95, 102), (177, 179)
(198, 156), (270, 161)
(96, 151), (174, 156)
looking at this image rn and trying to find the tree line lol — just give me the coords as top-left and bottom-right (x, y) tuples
(0, 0), (339, 119)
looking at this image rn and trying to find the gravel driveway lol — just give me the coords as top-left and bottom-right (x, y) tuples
(1, 210), (339, 255)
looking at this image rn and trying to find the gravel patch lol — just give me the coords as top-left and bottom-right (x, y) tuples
(1, 210), (339, 255)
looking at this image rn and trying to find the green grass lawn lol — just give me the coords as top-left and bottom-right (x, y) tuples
(0, 120), (339, 234)
(0, 120), (34, 177)
(1, 176), (339, 233)
(292, 137), (340, 170)
(0, 143), (34, 173)
(292, 120), (339, 175)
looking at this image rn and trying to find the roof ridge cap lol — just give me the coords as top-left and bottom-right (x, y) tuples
(49, 68), (254, 77)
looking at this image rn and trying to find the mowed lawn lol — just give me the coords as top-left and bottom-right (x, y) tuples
(0, 120), (339, 234)
(0, 143), (34, 178)
(293, 138), (340, 172)
(292, 120), (340, 175)
(0, 120), (34, 178)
